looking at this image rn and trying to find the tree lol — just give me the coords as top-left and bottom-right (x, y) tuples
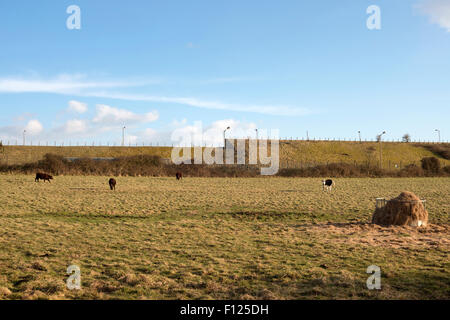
(402, 134), (411, 143)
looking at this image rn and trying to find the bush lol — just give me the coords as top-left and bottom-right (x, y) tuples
(37, 154), (68, 174)
(443, 166), (450, 175)
(0, 153), (447, 178)
(422, 144), (450, 160)
(421, 157), (441, 174)
(398, 164), (424, 177)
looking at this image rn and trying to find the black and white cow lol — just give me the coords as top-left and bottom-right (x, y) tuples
(322, 179), (335, 192)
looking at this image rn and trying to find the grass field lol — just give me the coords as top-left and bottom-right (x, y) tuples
(0, 175), (448, 300)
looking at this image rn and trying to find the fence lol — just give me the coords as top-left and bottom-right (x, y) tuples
(376, 198), (427, 210)
(277, 159), (440, 170)
(0, 137), (448, 147)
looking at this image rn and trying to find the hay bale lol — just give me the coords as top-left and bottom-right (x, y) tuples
(372, 191), (428, 227)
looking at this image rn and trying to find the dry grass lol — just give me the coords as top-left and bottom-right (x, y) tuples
(279, 141), (449, 167)
(1, 146), (172, 165)
(0, 175), (448, 300)
(2, 142), (449, 167)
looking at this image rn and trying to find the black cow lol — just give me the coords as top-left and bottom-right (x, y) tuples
(322, 179), (335, 192)
(176, 172), (183, 180)
(35, 173), (53, 183)
(109, 178), (117, 190)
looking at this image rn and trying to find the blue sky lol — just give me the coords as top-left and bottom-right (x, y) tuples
(0, 0), (449, 145)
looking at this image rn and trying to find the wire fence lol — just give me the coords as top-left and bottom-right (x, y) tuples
(0, 137), (448, 147)
(277, 159), (444, 170)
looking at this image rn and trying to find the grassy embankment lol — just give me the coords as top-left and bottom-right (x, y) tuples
(1, 142), (449, 168)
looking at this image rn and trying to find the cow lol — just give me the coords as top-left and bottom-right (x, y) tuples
(176, 172), (183, 180)
(35, 173), (53, 183)
(322, 179), (335, 192)
(109, 178), (117, 191)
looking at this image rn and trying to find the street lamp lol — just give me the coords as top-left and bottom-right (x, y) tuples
(223, 127), (231, 148)
(255, 129), (258, 141)
(358, 131), (361, 143)
(378, 131), (386, 169)
(435, 129), (441, 143)
(122, 126), (126, 147)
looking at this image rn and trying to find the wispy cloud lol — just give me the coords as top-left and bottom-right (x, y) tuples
(0, 74), (312, 116)
(0, 77), (134, 94)
(86, 92), (310, 116)
(93, 104), (159, 124)
(416, 0), (450, 32)
(68, 100), (88, 113)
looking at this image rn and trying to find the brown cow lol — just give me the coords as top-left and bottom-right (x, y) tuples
(109, 178), (117, 190)
(176, 172), (183, 180)
(35, 173), (53, 183)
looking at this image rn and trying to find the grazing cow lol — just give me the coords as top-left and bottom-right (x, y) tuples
(109, 178), (117, 191)
(35, 173), (53, 183)
(322, 179), (335, 192)
(176, 172), (183, 180)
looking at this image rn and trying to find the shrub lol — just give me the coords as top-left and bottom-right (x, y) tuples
(421, 157), (441, 174)
(37, 154), (68, 174)
(398, 164), (424, 177)
(443, 166), (450, 175)
(423, 144), (450, 160)
(0, 153), (447, 178)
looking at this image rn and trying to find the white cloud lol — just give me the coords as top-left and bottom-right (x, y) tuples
(0, 75), (135, 94)
(171, 118), (187, 126)
(0, 74), (311, 116)
(24, 120), (43, 135)
(170, 119), (258, 147)
(68, 100), (88, 113)
(93, 104), (159, 124)
(87, 92), (310, 117)
(64, 119), (88, 134)
(126, 135), (138, 145)
(417, 0), (450, 32)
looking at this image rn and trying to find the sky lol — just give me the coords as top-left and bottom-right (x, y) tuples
(0, 0), (449, 146)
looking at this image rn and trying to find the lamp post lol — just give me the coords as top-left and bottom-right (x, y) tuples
(255, 129), (258, 141)
(435, 129), (441, 143)
(23, 130), (26, 146)
(223, 127), (231, 148)
(358, 131), (361, 143)
(122, 126), (126, 147)
(378, 131), (386, 169)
